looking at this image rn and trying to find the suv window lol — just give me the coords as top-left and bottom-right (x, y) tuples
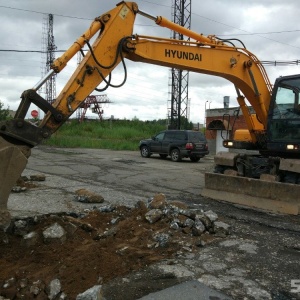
(188, 131), (205, 142)
(173, 131), (186, 140)
(164, 132), (173, 140)
(164, 131), (186, 140)
(154, 132), (165, 141)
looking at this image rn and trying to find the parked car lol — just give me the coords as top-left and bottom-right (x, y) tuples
(139, 130), (209, 162)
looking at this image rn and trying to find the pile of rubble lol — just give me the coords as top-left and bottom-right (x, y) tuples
(11, 174), (45, 193)
(144, 193), (230, 241)
(0, 193), (230, 299)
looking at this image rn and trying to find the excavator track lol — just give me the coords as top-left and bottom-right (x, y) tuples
(202, 172), (300, 215)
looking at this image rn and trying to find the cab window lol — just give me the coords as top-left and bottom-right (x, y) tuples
(269, 77), (300, 141)
(272, 87), (297, 119)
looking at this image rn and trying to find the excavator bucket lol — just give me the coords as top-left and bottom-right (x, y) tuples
(202, 172), (300, 215)
(0, 136), (29, 227)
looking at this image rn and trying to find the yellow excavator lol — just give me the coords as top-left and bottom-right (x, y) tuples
(0, 1), (299, 225)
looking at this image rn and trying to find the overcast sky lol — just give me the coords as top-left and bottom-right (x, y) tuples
(0, 0), (300, 123)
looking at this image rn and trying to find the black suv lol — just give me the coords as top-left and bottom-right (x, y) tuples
(139, 130), (209, 162)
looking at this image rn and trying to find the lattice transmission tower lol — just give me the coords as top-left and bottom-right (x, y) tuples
(168, 0), (191, 129)
(41, 14), (57, 104)
(75, 53), (111, 122)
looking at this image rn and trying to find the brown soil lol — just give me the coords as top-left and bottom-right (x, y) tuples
(0, 204), (214, 299)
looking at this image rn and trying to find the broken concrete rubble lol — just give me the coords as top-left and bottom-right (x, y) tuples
(13, 220), (28, 236)
(145, 209), (163, 224)
(0, 193), (230, 299)
(145, 193), (230, 238)
(76, 285), (103, 300)
(11, 174), (42, 193)
(213, 221), (231, 238)
(46, 279), (62, 300)
(29, 174), (46, 181)
(22, 231), (38, 247)
(43, 222), (66, 243)
(75, 188), (104, 203)
(11, 186), (27, 193)
(148, 193), (167, 209)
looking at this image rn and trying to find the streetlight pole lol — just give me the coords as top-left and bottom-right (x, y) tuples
(204, 101), (211, 131)
(204, 101), (208, 130)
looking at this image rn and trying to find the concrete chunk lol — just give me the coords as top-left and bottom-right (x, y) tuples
(43, 223), (66, 243)
(214, 151), (239, 167)
(145, 209), (163, 224)
(76, 285), (104, 300)
(279, 158), (300, 173)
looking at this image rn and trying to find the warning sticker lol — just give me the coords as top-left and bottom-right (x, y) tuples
(119, 5), (129, 19)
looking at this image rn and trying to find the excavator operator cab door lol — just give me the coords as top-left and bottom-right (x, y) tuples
(267, 74), (300, 157)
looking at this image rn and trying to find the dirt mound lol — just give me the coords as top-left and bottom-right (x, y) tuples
(0, 197), (226, 299)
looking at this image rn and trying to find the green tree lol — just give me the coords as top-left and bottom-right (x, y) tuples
(0, 100), (10, 121)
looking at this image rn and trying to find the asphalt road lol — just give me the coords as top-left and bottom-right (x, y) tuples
(8, 146), (215, 216)
(7, 146), (300, 300)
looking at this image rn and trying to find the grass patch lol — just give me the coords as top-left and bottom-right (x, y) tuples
(44, 119), (167, 150)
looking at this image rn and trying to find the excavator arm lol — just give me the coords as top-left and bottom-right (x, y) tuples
(3, 2), (138, 145)
(0, 1), (296, 223)
(0, 1), (140, 221)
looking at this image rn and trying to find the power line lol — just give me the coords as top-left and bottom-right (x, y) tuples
(2, 3), (300, 36)
(261, 60), (300, 66)
(0, 49), (299, 66)
(219, 29), (300, 36)
(0, 49), (65, 53)
(0, 5), (90, 20)
(1, 3), (300, 50)
(139, 0), (170, 8)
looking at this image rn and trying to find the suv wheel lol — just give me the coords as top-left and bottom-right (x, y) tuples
(140, 145), (150, 158)
(190, 155), (200, 162)
(170, 149), (181, 162)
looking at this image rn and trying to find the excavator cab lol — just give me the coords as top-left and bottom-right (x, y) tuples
(267, 74), (300, 158)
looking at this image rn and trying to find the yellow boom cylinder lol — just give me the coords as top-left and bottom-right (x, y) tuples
(51, 18), (103, 73)
(155, 16), (222, 45)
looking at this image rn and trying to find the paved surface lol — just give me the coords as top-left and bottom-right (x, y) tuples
(8, 146), (214, 217)
(7, 146), (300, 300)
(137, 280), (232, 300)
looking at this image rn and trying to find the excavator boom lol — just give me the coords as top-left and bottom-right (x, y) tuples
(0, 1), (299, 225)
